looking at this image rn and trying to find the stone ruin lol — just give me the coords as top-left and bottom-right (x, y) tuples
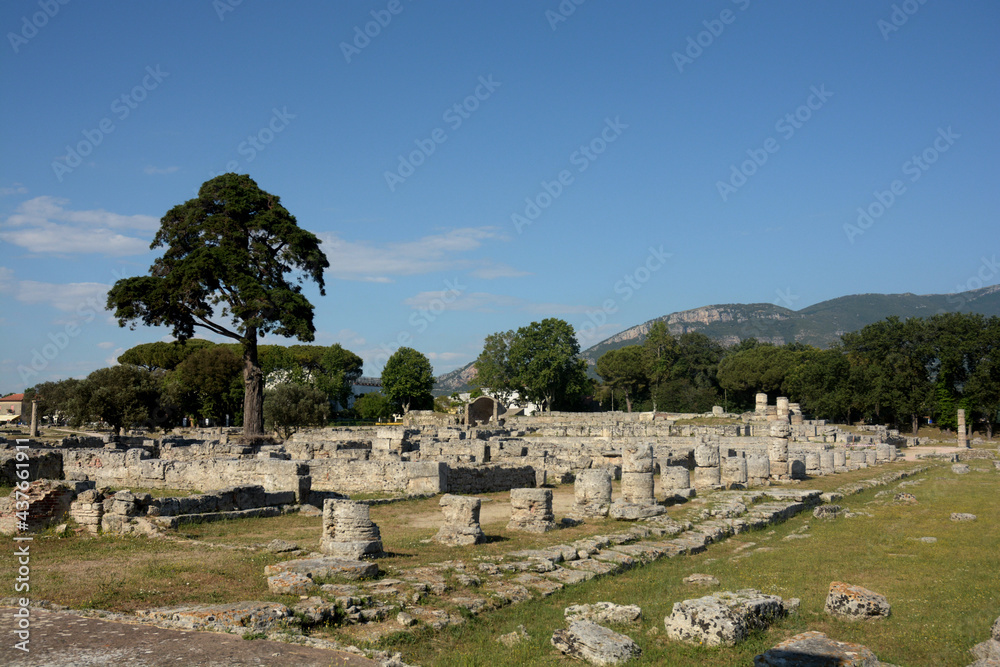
(507, 488), (555, 533)
(320, 499), (383, 559)
(572, 468), (612, 518)
(465, 395), (505, 427)
(433, 494), (485, 546)
(610, 444), (665, 519)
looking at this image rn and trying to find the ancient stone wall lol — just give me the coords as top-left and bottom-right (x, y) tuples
(446, 464), (536, 494)
(0, 449), (62, 485)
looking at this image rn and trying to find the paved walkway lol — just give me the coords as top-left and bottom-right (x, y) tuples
(0, 607), (376, 667)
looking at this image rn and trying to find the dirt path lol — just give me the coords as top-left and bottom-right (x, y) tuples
(0, 607), (376, 667)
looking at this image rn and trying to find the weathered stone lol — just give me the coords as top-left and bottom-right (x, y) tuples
(264, 539), (300, 553)
(683, 573), (719, 586)
(551, 619), (641, 665)
(694, 444), (720, 468)
(894, 493), (917, 504)
(321, 499), (383, 559)
(434, 494), (485, 546)
(693, 465), (721, 489)
(952, 463), (971, 474)
(565, 602), (642, 626)
(768, 438), (789, 464)
(970, 637), (1000, 665)
(813, 505), (842, 519)
(620, 471), (655, 505)
(507, 488), (555, 533)
(754, 631), (880, 666)
(264, 556), (379, 581)
(747, 455), (770, 482)
(992, 614), (1000, 641)
(609, 500), (664, 520)
(661, 465), (690, 492)
(721, 457), (748, 487)
(819, 451), (835, 474)
(804, 452), (821, 474)
(497, 624), (529, 647)
(573, 469), (613, 517)
(621, 444), (654, 474)
(665, 589), (786, 646)
(951, 512), (977, 522)
(823, 582), (890, 620)
(267, 571), (316, 595)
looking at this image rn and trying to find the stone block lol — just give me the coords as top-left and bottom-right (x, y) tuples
(267, 571), (316, 595)
(434, 494), (485, 546)
(665, 589), (786, 647)
(551, 620), (641, 665)
(573, 469), (612, 518)
(754, 631), (879, 666)
(564, 602), (641, 625)
(321, 499), (383, 559)
(508, 488), (555, 533)
(264, 556), (378, 581)
(823, 582), (890, 620)
(694, 444), (720, 468)
(693, 466), (721, 489)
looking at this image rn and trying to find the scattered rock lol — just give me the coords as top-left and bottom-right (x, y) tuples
(264, 556), (379, 581)
(824, 582), (890, 620)
(813, 505), (842, 519)
(497, 624), (529, 647)
(551, 619), (641, 665)
(291, 596), (337, 625)
(396, 611), (417, 627)
(784, 533), (811, 540)
(970, 638), (1000, 665)
(565, 602), (642, 625)
(951, 512), (977, 522)
(893, 493), (917, 504)
(264, 539), (300, 553)
(754, 630), (880, 666)
(664, 589), (787, 646)
(267, 571), (316, 595)
(784, 598), (801, 615)
(683, 573), (719, 586)
(993, 615), (1000, 641)
(952, 463), (971, 474)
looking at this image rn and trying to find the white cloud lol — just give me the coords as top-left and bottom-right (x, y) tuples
(320, 227), (505, 281)
(0, 183), (28, 197)
(97, 341), (115, 349)
(0, 196), (157, 256)
(144, 165), (180, 175)
(469, 261), (530, 280)
(14, 280), (109, 313)
(426, 351), (467, 363)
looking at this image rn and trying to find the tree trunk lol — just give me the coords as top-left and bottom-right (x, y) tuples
(624, 391), (632, 413)
(911, 413), (919, 436)
(242, 330), (264, 437)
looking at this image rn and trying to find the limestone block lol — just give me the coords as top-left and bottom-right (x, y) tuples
(754, 631), (879, 667)
(433, 494), (485, 546)
(788, 457), (807, 480)
(572, 469), (613, 517)
(875, 443), (891, 462)
(768, 438), (788, 463)
(833, 449), (847, 468)
(864, 450), (877, 466)
(693, 466), (721, 489)
(755, 393), (768, 413)
(804, 452), (821, 474)
(620, 471), (654, 505)
(609, 500), (665, 520)
(776, 397), (789, 417)
(952, 463), (971, 474)
(746, 455), (769, 481)
(321, 499), (383, 559)
(951, 512), (977, 522)
(819, 452), (835, 474)
(507, 488), (555, 533)
(264, 556), (379, 581)
(694, 444), (720, 468)
(267, 571), (316, 595)
(565, 602), (641, 625)
(824, 582), (890, 620)
(661, 465), (690, 491)
(665, 589), (786, 647)
(551, 620), (641, 665)
(769, 422), (791, 438)
(622, 445), (654, 474)
(720, 457), (747, 487)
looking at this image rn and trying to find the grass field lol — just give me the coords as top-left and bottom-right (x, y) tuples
(1, 458), (996, 665)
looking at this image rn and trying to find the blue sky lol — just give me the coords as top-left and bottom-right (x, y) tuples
(1, 0), (998, 392)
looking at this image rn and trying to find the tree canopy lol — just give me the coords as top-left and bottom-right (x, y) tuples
(596, 345), (647, 412)
(106, 174), (329, 438)
(381, 347), (434, 413)
(506, 318), (590, 412)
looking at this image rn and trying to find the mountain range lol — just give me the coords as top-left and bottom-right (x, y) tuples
(432, 285), (1000, 395)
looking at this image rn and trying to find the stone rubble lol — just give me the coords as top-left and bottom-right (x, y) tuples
(551, 619), (641, 665)
(824, 582), (891, 620)
(664, 589), (788, 646)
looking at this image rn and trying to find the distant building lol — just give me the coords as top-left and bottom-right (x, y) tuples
(0, 393), (24, 424)
(338, 377), (383, 410)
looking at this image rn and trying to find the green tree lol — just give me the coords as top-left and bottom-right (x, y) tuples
(117, 340), (215, 371)
(472, 330), (518, 403)
(23, 378), (81, 425)
(381, 347), (434, 413)
(352, 392), (395, 422)
(717, 343), (800, 410)
(106, 174), (328, 439)
(784, 345), (851, 422)
(263, 383), (330, 439)
(642, 321), (678, 411)
(69, 365), (162, 435)
(167, 345), (243, 422)
(964, 316), (1000, 438)
(507, 318), (589, 412)
(596, 345), (647, 412)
